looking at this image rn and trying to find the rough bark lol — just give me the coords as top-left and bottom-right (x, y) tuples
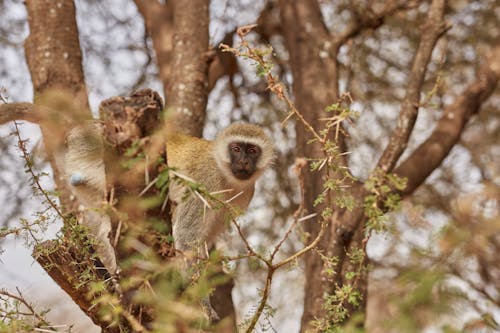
(165, 0), (210, 136)
(0, 102), (41, 124)
(21, 2), (151, 331)
(33, 240), (124, 333)
(9, 90), (169, 331)
(24, 0), (90, 213)
(134, 0), (174, 100)
(136, 0), (210, 137)
(24, 0), (88, 100)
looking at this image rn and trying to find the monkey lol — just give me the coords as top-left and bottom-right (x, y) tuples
(65, 123), (106, 195)
(63, 120), (274, 321)
(166, 123), (274, 320)
(167, 123), (274, 254)
(64, 122), (118, 275)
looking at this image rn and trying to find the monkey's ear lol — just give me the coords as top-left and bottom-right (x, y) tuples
(256, 139), (275, 169)
(214, 139), (231, 164)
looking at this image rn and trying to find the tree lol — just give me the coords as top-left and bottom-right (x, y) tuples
(0, 0), (499, 332)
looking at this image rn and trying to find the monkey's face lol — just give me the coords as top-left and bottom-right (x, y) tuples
(228, 142), (262, 180)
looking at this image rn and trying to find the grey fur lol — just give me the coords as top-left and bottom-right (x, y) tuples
(64, 123), (117, 274)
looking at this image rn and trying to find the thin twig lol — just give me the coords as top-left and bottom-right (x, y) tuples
(14, 121), (67, 224)
(0, 288), (48, 325)
(270, 158), (307, 260)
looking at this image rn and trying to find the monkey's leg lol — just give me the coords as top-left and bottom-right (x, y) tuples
(182, 248), (221, 323)
(173, 237), (221, 322)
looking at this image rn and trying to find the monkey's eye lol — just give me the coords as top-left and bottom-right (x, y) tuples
(247, 147), (257, 154)
(231, 145), (241, 153)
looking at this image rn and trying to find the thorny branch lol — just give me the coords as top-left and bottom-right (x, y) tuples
(13, 121), (67, 224)
(0, 287), (49, 326)
(221, 25), (324, 144)
(218, 24), (350, 332)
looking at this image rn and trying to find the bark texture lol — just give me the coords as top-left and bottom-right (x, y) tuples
(24, 0), (90, 213)
(165, 0), (210, 136)
(134, 0), (236, 323)
(24, 0), (87, 100)
(136, 0), (210, 136)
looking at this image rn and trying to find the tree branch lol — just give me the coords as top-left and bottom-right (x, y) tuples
(395, 46), (500, 195)
(165, 0), (210, 137)
(0, 102), (41, 125)
(208, 30), (238, 92)
(332, 0), (415, 47)
(376, 0), (448, 173)
(134, 0), (174, 108)
(33, 240), (125, 333)
(134, 0), (162, 28)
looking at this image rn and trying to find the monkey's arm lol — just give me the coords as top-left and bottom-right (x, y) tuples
(169, 182), (224, 322)
(170, 178), (223, 255)
(171, 192), (205, 253)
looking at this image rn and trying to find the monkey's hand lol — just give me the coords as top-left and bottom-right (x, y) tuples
(201, 297), (220, 322)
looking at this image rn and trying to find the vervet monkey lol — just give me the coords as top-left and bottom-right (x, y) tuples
(166, 123), (274, 320)
(167, 123), (274, 254)
(64, 123), (117, 274)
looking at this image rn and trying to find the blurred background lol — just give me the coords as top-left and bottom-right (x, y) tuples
(0, 0), (499, 332)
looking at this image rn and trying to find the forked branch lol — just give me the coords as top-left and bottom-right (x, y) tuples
(395, 46), (500, 195)
(376, 0), (448, 174)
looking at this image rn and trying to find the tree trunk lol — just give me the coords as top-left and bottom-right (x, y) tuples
(279, 1), (345, 330)
(24, 0), (89, 213)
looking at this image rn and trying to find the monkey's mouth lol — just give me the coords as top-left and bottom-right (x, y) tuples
(232, 169), (253, 180)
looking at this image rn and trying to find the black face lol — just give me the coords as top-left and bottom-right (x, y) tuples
(228, 142), (262, 180)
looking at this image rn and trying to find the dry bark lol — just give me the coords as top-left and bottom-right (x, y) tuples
(134, 0), (175, 101)
(164, 0), (210, 136)
(33, 240), (124, 333)
(19, 7), (117, 327)
(24, 0), (90, 213)
(135, 0), (210, 136)
(23, 90), (165, 331)
(0, 103), (41, 124)
(21, 4), (104, 325)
